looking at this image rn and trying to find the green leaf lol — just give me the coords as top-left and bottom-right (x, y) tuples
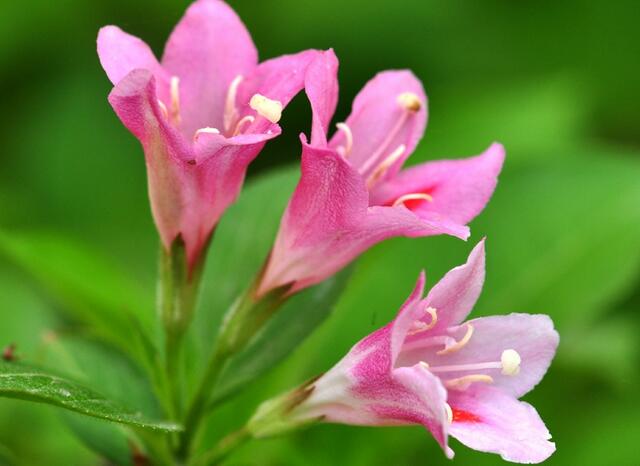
(0, 361), (178, 432)
(214, 266), (352, 403)
(0, 230), (154, 355)
(195, 167), (351, 401)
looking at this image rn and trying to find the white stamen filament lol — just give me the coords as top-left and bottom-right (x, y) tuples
(366, 144), (406, 188)
(249, 94), (283, 124)
(358, 91), (423, 182)
(335, 122), (353, 157)
(224, 75), (244, 133)
(436, 324), (474, 355)
(233, 115), (255, 136)
(193, 127), (220, 141)
(421, 349), (522, 377)
(170, 76), (181, 124)
(392, 192), (434, 208)
(445, 374), (494, 391)
(407, 306), (438, 335)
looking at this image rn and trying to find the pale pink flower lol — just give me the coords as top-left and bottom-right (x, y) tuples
(97, 0), (320, 268)
(284, 240), (558, 463)
(258, 52), (505, 295)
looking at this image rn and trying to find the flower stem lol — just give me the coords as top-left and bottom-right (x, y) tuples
(195, 427), (251, 466)
(176, 283), (288, 459)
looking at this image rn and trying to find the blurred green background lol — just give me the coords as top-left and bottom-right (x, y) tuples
(1, 0), (639, 465)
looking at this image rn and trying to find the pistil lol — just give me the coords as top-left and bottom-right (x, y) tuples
(224, 75), (244, 133)
(335, 123), (353, 157)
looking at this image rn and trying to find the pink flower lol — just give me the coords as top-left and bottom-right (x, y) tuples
(286, 240), (558, 463)
(97, 0), (320, 268)
(257, 51), (505, 296)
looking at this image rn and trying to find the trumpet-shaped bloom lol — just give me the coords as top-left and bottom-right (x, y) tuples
(98, 0), (320, 268)
(258, 51), (505, 295)
(285, 241), (558, 463)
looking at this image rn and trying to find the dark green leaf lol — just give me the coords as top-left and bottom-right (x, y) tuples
(0, 361), (178, 432)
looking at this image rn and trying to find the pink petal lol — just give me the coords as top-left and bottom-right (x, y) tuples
(97, 26), (169, 98)
(107, 69), (195, 252)
(329, 70), (427, 180)
(258, 146), (475, 295)
(448, 386), (555, 463)
(161, 0), (258, 136)
(303, 49), (340, 146)
(257, 140), (369, 295)
(370, 143), (505, 225)
(438, 314), (559, 398)
(236, 49), (324, 134)
(423, 240), (486, 332)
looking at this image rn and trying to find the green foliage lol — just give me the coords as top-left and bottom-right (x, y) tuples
(0, 361), (178, 432)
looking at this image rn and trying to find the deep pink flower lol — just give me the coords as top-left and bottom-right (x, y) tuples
(257, 51), (505, 295)
(286, 240), (558, 463)
(97, 0), (320, 268)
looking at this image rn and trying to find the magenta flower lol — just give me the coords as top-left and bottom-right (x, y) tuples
(97, 0), (320, 268)
(281, 241), (558, 463)
(257, 51), (505, 296)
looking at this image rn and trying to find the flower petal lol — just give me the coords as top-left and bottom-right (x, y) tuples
(237, 49), (325, 134)
(423, 239), (486, 332)
(97, 26), (169, 92)
(107, 69), (195, 252)
(438, 314), (559, 398)
(370, 143), (505, 227)
(329, 70), (427, 180)
(161, 0), (258, 136)
(303, 49), (340, 146)
(257, 140), (369, 295)
(448, 386), (555, 463)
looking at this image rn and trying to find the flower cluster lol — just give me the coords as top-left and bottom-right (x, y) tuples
(97, 0), (557, 463)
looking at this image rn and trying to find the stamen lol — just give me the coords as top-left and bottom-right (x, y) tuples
(224, 75), (244, 133)
(445, 374), (494, 391)
(407, 306), (438, 335)
(157, 100), (168, 119)
(249, 94), (283, 124)
(193, 127), (220, 141)
(335, 122), (353, 157)
(358, 91), (422, 180)
(436, 324), (474, 355)
(397, 92), (422, 112)
(366, 144), (406, 188)
(444, 403), (453, 424)
(232, 115), (255, 136)
(392, 193), (434, 208)
(170, 76), (181, 124)
(500, 349), (521, 376)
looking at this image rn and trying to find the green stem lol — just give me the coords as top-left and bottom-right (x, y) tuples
(158, 238), (207, 420)
(176, 283), (288, 459)
(196, 427), (251, 466)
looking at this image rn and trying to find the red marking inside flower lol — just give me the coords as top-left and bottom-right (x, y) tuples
(452, 408), (481, 423)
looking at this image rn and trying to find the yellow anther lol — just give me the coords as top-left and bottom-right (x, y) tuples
(500, 349), (521, 376)
(249, 94), (283, 123)
(437, 324), (474, 355)
(397, 92), (422, 112)
(193, 127), (220, 141)
(444, 403), (453, 424)
(392, 193), (434, 208)
(232, 115), (255, 136)
(445, 374), (494, 391)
